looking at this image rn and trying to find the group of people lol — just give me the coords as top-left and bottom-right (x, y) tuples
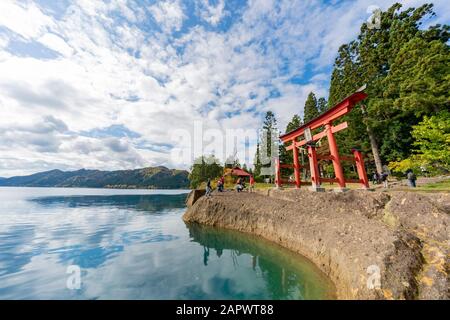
(371, 170), (417, 188)
(371, 171), (389, 188)
(236, 175), (255, 192)
(205, 175), (255, 197)
(206, 177), (224, 197)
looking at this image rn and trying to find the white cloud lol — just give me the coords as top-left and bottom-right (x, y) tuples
(0, 1), (55, 40)
(0, 0), (448, 176)
(149, 0), (185, 33)
(197, 0), (226, 26)
(37, 33), (74, 57)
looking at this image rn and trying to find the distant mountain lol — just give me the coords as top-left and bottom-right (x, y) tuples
(0, 167), (190, 189)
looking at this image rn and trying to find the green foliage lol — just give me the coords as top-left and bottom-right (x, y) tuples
(253, 142), (262, 177)
(303, 92), (319, 123)
(412, 111), (450, 168)
(258, 111), (278, 178)
(390, 111), (450, 174)
(285, 114), (302, 133)
(317, 97), (328, 113)
(328, 3), (449, 174)
(279, 114), (302, 177)
(188, 155), (224, 189)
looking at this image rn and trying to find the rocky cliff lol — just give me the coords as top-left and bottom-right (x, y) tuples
(183, 189), (449, 300)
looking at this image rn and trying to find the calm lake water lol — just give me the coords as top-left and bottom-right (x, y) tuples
(0, 187), (335, 300)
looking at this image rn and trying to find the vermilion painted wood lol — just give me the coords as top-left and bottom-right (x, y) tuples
(277, 90), (369, 189)
(307, 145), (321, 188)
(352, 149), (370, 188)
(279, 91), (368, 143)
(285, 122), (349, 150)
(292, 142), (301, 188)
(326, 122), (346, 188)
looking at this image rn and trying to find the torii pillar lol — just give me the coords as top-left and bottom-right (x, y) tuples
(307, 143), (324, 192)
(292, 143), (301, 188)
(325, 122), (346, 191)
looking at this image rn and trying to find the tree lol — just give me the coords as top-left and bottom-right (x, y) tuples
(317, 97), (328, 113)
(303, 92), (319, 123)
(254, 111), (278, 180)
(188, 155), (223, 189)
(327, 3), (449, 174)
(389, 111), (450, 174)
(279, 114), (302, 177)
(285, 114), (302, 133)
(253, 142), (262, 178)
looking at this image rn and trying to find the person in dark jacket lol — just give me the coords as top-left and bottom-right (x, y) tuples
(407, 170), (417, 188)
(206, 178), (212, 196)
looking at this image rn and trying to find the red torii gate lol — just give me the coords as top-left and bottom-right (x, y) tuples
(277, 90), (370, 191)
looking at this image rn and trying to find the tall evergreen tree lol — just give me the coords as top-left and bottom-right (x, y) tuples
(285, 114), (302, 133)
(279, 114), (302, 177)
(253, 142), (262, 178)
(258, 111), (278, 179)
(317, 97), (328, 113)
(303, 92), (319, 123)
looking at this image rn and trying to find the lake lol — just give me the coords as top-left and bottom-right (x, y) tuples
(0, 187), (335, 299)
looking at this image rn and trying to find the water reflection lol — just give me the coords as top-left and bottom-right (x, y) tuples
(187, 223), (335, 300)
(0, 188), (334, 300)
(31, 194), (187, 213)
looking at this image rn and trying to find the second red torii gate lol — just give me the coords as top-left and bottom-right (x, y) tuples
(278, 90), (370, 191)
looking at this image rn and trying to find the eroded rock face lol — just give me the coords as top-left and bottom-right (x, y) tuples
(183, 190), (449, 300)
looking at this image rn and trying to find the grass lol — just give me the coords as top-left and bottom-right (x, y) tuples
(254, 182), (274, 189)
(416, 179), (450, 192)
(197, 177), (450, 193)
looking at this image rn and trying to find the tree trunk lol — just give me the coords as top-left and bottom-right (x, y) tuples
(366, 125), (383, 174)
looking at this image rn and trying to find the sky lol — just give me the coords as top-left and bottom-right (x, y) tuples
(0, 0), (448, 177)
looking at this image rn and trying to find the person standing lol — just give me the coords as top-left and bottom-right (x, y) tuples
(407, 170), (417, 188)
(220, 176), (225, 191)
(206, 178), (212, 197)
(381, 172), (389, 188)
(249, 175), (255, 193)
(372, 172), (380, 185)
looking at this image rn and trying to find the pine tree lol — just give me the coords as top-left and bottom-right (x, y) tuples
(285, 114), (302, 133)
(303, 92), (319, 123)
(279, 114), (302, 177)
(317, 97), (328, 113)
(259, 111), (278, 179)
(253, 142), (262, 178)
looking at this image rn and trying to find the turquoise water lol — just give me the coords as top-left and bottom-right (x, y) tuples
(0, 187), (335, 300)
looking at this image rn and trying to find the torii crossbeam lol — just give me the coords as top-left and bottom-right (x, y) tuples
(278, 89), (370, 191)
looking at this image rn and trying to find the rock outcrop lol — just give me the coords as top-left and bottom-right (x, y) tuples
(183, 189), (449, 300)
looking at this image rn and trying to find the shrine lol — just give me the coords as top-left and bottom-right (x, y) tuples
(277, 89), (370, 191)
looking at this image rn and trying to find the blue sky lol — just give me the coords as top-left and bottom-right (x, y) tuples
(0, 0), (448, 176)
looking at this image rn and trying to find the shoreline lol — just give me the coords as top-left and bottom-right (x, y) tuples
(183, 189), (449, 300)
